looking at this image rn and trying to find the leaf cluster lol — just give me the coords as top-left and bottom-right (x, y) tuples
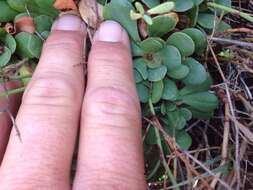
(102, 0), (231, 150)
(0, 0), (57, 67)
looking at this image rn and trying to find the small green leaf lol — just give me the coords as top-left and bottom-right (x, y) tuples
(189, 108), (214, 119)
(143, 14), (153, 25)
(136, 83), (149, 103)
(34, 15), (53, 34)
(166, 103), (177, 112)
(197, 13), (216, 29)
(182, 28), (207, 54)
(0, 33), (16, 54)
(181, 92), (219, 112)
(179, 108), (192, 121)
(130, 10), (142, 20)
(147, 15), (177, 37)
(140, 37), (165, 53)
(176, 130), (192, 149)
(135, 2), (145, 14)
(15, 32), (43, 59)
(148, 65), (167, 81)
(161, 44), (181, 70)
(162, 79), (178, 101)
(0, 1), (18, 22)
(215, 20), (231, 32)
(170, 0), (194, 12)
(179, 73), (213, 96)
(134, 58), (148, 80)
(182, 58), (207, 85)
(103, 0), (140, 41)
(0, 47), (12, 67)
(147, 2), (175, 15)
(167, 65), (189, 80)
(167, 32), (195, 57)
(134, 69), (143, 83)
(151, 80), (164, 103)
(167, 110), (186, 130)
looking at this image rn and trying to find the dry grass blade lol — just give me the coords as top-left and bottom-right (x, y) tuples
(78, 0), (103, 29)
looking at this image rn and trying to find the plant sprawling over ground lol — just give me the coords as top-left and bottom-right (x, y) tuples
(1, 0), (253, 189)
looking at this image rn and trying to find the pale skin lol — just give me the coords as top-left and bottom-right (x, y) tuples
(0, 15), (146, 189)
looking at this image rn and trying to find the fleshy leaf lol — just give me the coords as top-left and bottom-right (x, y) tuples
(167, 65), (189, 80)
(136, 83), (149, 103)
(0, 1), (18, 22)
(167, 32), (195, 57)
(161, 44), (182, 70)
(181, 92), (219, 112)
(15, 32), (43, 58)
(148, 65), (167, 81)
(182, 58), (207, 85)
(103, 0), (140, 41)
(162, 79), (178, 101)
(151, 80), (164, 103)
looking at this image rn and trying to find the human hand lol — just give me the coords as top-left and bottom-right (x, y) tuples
(0, 15), (146, 190)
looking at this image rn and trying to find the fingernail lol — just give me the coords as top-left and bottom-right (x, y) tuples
(52, 15), (84, 31)
(95, 21), (123, 42)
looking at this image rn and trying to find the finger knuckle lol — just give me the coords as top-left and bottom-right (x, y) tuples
(90, 42), (131, 67)
(85, 87), (140, 118)
(44, 31), (83, 57)
(23, 74), (79, 107)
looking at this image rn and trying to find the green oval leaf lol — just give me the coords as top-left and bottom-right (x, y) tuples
(140, 37), (165, 53)
(167, 32), (195, 57)
(148, 65), (167, 81)
(161, 44), (182, 70)
(176, 130), (192, 149)
(134, 69), (143, 83)
(151, 80), (164, 103)
(0, 33), (16, 54)
(15, 32), (43, 59)
(182, 28), (207, 54)
(147, 15), (177, 37)
(181, 92), (219, 112)
(167, 65), (189, 80)
(0, 47), (12, 67)
(179, 108), (192, 121)
(167, 110), (186, 130)
(197, 13), (216, 29)
(134, 58), (148, 80)
(179, 73), (213, 96)
(0, 1), (18, 22)
(162, 79), (178, 101)
(34, 15), (53, 34)
(136, 83), (149, 103)
(182, 58), (207, 85)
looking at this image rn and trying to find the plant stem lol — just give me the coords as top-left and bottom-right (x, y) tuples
(148, 100), (179, 189)
(207, 2), (253, 23)
(0, 86), (25, 97)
